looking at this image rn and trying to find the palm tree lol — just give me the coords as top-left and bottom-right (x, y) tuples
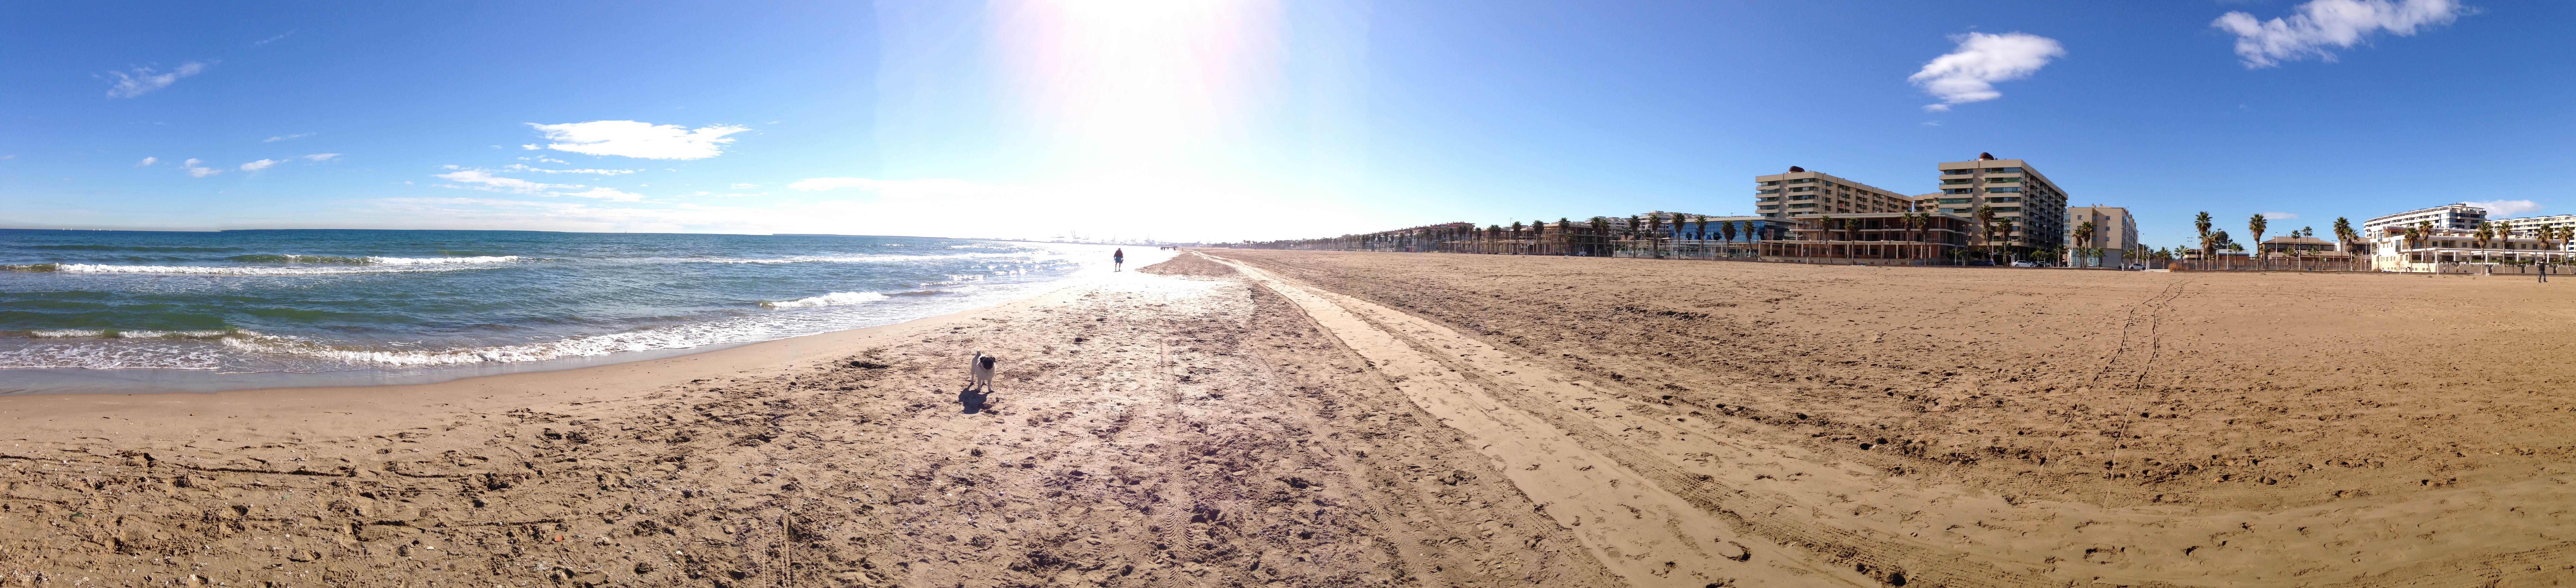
(2332, 217), (2356, 266)
(2073, 220), (2097, 268)
(2192, 211), (2214, 264)
(1693, 214), (1709, 241)
(1971, 206), (1998, 263)
(2248, 213), (2268, 263)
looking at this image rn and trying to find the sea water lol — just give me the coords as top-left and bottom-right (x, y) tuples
(0, 229), (1170, 393)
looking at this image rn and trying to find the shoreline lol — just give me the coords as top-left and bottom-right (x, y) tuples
(0, 276), (1072, 429)
(0, 249), (1172, 397)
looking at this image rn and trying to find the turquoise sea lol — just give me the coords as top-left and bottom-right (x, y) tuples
(0, 229), (1164, 393)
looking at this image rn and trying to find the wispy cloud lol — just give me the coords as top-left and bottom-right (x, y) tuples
(239, 159), (280, 171)
(688, 191), (765, 198)
(181, 158), (220, 178)
(730, 183), (761, 189)
(1908, 32), (2063, 112)
(303, 153), (341, 162)
(264, 132), (316, 143)
(527, 121), (750, 160)
(2213, 0), (2468, 68)
(103, 61), (217, 99)
(503, 163), (637, 175)
(433, 169), (577, 195)
(254, 31), (294, 46)
(2466, 199), (2542, 217)
(135, 157), (158, 167)
(2259, 211), (2301, 220)
(556, 187), (647, 202)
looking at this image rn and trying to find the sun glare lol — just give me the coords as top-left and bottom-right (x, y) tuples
(993, 0), (1283, 179)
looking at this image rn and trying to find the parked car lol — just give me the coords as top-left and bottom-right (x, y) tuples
(2010, 260), (2042, 268)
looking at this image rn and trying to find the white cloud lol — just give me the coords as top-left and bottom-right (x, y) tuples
(556, 187), (647, 202)
(730, 183), (761, 189)
(432, 169), (576, 195)
(2259, 211), (2300, 220)
(264, 132), (316, 143)
(1908, 32), (2063, 111)
(527, 121), (750, 160)
(503, 163), (637, 175)
(2213, 0), (2466, 68)
(522, 144), (540, 150)
(254, 32), (293, 46)
(136, 157), (158, 167)
(2466, 199), (2542, 217)
(239, 159), (280, 171)
(103, 61), (217, 99)
(302, 153), (341, 162)
(688, 191), (765, 198)
(183, 161), (221, 178)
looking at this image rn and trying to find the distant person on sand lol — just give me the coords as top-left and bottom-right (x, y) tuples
(1113, 248), (1125, 272)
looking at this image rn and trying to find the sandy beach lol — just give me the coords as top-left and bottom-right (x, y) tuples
(6, 250), (2576, 587)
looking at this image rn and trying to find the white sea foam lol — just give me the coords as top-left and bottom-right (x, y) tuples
(364, 255), (519, 265)
(759, 291), (889, 309)
(700, 252), (1042, 265)
(51, 258), (517, 275)
(29, 329), (104, 337)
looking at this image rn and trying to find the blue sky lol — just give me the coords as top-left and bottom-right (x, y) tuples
(3, 1), (2567, 246)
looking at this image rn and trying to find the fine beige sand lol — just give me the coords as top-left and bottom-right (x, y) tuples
(5, 250), (2575, 587)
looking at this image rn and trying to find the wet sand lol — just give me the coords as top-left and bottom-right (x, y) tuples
(5, 250), (2573, 587)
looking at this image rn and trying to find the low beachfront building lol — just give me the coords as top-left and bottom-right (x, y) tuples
(2258, 235), (2341, 258)
(1754, 167), (1911, 220)
(1758, 212), (1977, 264)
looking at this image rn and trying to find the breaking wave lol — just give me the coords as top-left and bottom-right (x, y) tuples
(760, 291), (889, 309)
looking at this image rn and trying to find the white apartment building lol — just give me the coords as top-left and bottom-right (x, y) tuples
(2497, 214), (2576, 251)
(2368, 227), (2570, 271)
(1753, 166), (1911, 219)
(2363, 203), (2487, 236)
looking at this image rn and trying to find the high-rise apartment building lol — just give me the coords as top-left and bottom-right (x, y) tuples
(2064, 205), (2139, 267)
(1752, 166), (1911, 219)
(1932, 154), (2067, 253)
(2363, 203), (2488, 236)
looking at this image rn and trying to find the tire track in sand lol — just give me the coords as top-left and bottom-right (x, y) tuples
(1211, 253), (1973, 588)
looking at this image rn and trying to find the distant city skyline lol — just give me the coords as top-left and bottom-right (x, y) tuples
(3, 0), (2566, 247)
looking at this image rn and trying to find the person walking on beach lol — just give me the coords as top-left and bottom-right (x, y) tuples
(1113, 248), (1125, 272)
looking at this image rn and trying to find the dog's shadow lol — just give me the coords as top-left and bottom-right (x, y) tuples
(957, 387), (990, 414)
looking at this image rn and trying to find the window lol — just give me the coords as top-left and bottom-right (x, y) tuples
(1823, 181), (1838, 187)
(1756, 196), (1780, 202)
(1787, 178), (1816, 184)
(1987, 196), (2019, 202)
(1790, 195), (1815, 200)
(1987, 187), (2023, 193)
(1757, 189), (1780, 194)
(1993, 207), (2021, 212)
(1943, 169), (1972, 175)
(1942, 179), (1973, 185)
(1985, 167), (2023, 173)
(1938, 197), (1972, 204)
(1944, 207), (1972, 214)
(1759, 181), (1780, 186)
(1985, 177), (2020, 183)
(1789, 203), (1817, 208)
(1943, 188), (1972, 195)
